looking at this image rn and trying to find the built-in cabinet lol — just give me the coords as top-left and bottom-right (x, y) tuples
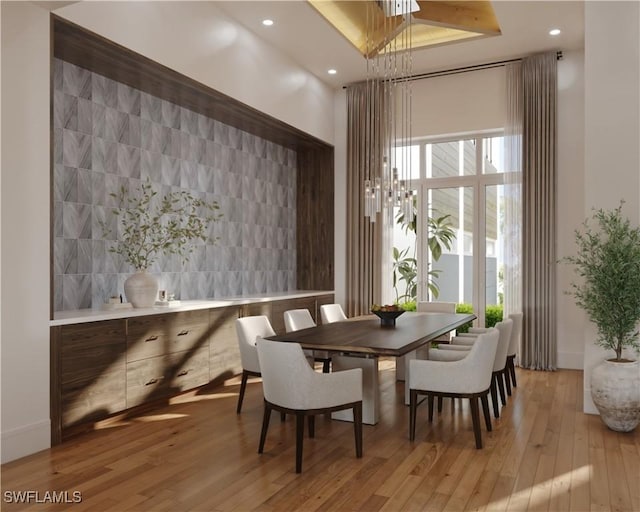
(51, 293), (334, 444)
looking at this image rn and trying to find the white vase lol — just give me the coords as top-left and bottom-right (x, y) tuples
(591, 359), (640, 432)
(124, 271), (158, 308)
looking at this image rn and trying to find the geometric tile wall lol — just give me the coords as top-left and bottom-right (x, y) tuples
(53, 59), (297, 311)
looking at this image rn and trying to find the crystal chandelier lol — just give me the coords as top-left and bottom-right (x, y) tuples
(363, 0), (417, 224)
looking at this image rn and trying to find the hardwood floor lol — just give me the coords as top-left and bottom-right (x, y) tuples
(2, 360), (639, 511)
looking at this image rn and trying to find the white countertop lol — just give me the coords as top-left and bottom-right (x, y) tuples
(51, 290), (335, 326)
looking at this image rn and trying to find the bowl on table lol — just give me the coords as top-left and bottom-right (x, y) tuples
(371, 308), (405, 327)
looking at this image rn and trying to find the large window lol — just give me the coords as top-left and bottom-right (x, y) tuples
(391, 133), (514, 327)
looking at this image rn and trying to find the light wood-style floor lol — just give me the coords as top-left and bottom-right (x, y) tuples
(2, 360), (639, 511)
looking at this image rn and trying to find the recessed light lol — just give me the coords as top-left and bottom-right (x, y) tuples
(262, 19), (274, 26)
(549, 28), (561, 36)
(328, 69), (337, 75)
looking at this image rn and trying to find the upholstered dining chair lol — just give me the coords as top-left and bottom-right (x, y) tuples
(256, 338), (363, 473)
(409, 329), (499, 449)
(235, 315), (276, 414)
(283, 309), (331, 373)
(445, 318), (514, 418)
(505, 313), (523, 391)
(320, 303), (348, 324)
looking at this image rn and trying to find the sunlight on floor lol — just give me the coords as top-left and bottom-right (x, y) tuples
(487, 464), (592, 509)
(171, 392), (238, 404)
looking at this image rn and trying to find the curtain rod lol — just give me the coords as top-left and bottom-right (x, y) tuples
(343, 50), (563, 88)
(401, 50), (563, 82)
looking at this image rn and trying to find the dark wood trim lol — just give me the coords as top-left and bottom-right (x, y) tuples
(49, 14), (55, 321)
(51, 14), (330, 152)
(50, 327), (62, 445)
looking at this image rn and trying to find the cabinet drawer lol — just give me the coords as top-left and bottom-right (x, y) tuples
(126, 346), (210, 407)
(127, 310), (209, 362)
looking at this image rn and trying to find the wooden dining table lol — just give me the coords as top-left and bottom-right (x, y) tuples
(267, 311), (476, 424)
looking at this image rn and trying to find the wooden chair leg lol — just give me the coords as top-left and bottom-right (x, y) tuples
(437, 396), (443, 413)
(504, 368), (512, 396)
(490, 375), (500, 419)
(481, 394), (492, 432)
(409, 390), (417, 441)
(496, 372), (507, 406)
(469, 396), (483, 449)
(295, 413), (304, 473)
(258, 403), (272, 454)
(353, 402), (363, 458)
(237, 370), (249, 414)
(322, 359), (330, 373)
(280, 412), (286, 422)
(508, 356), (517, 387)
(308, 415), (315, 438)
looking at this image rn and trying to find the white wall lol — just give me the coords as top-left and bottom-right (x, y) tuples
(582, 1), (640, 414)
(55, 1), (335, 145)
(1, 1), (52, 462)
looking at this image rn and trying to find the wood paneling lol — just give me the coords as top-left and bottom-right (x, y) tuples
(296, 146), (335, 290)
(209, 307), (241, 383)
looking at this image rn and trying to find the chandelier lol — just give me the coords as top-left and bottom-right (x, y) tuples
(363, 0), (418, 225)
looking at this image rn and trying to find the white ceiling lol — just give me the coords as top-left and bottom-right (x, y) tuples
(216, 1), (585, 89)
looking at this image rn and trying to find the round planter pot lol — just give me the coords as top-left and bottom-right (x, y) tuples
(124, 271), (158, 308)
(591, 359), (640, 432)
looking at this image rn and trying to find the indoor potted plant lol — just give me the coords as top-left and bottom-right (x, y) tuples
(563, 201), (640, 431)
(102, 180), (222, 307)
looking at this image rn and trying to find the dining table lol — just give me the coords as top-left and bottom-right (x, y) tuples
(266, 311), (476, 424)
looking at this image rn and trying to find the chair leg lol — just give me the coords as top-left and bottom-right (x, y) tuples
(504, 368), (512, 397)
(280, 412), (286, 422)
(469, 396), (483, 449)
(496, 372), (507, 406)
(409, 389), (417, 441)
(236, 370), (249, 414)
(437, 396), (443, 413)
(490, 375), (500, 419)
(428, 395), (434, 422)
(353, 402), (363, 458)
(322, 359), (331, 373)
(481, 394), (492, 432)
(258, 403), (272, 454)
(295, 413), (305, 473)
(308, 415), (315, 438)
(508, 356), (517, 387)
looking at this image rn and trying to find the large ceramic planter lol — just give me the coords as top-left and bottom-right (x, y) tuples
(591, 359), (640, 432)
(124, 270), (158, 308)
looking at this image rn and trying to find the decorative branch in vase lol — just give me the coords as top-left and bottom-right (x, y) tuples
(101, 180), (222, 308)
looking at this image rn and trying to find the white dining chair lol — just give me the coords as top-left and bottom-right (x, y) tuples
(443, 318), (514, 418)
(320, 303), (348, 324)
(283, 309), (331, 373)
(235, 315), (276, 414)
(409, 329), (499, 449)
(256, 338), (363, 473)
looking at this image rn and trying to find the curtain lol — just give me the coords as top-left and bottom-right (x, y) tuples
(519, 52), (558, 370)
(345, 81), (386, 316)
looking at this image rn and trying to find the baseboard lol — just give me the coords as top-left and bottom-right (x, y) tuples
(557, 351), (584, 370)
(1, 419), (51, 463)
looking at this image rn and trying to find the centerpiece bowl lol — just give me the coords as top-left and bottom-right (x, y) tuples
(371, 307), (405, 327)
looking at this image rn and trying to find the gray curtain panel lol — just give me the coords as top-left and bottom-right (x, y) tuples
(520, 52), (558, 370)
(345, 81), (386, 316)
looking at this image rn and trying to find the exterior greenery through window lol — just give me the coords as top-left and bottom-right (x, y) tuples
(391, 134), (514, 327)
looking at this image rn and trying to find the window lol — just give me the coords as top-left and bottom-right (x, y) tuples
(390, 133), (516, 327)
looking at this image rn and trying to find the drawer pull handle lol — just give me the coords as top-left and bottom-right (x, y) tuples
(177, 370), (189, 377)
(177, 330), (189, 336)
(145, 335), (159, 342)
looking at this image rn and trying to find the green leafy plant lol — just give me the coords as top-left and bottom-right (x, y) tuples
(392, 201), (456, 303)
(562, 202), (640, 361)
(102, 181), (222, 271)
